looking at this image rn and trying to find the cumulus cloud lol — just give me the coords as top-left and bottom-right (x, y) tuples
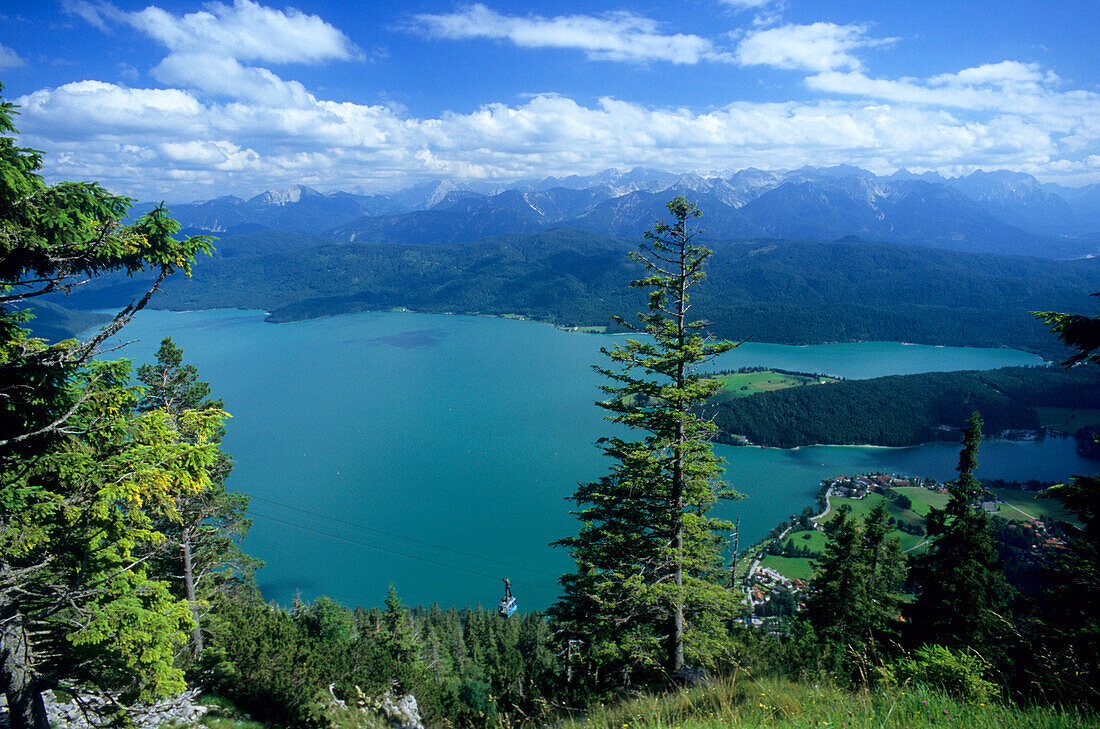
(151, 53), (317, 107)
(123, 0), (359, 64)
(807, 61), (1098, 124)
(68, 0), (358, 103)
(736, 22), (894, 72)
(409, 4), (731, 64)
(17, 81), (205, 140)
(17, 74), (1100, 199)
(17, 3), (1100, 196)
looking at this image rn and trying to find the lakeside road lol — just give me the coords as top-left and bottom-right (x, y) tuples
(811, 486), (834, 523)
(746, 485), (833, 584)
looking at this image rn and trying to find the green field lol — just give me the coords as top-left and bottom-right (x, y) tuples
(989, 487), (1074, 523)
(758, 483), (1074, 583)
(713, 369), (837, 399)
(828, 492), (924, 529)
(759, 555), (815, 581)
(895, 486), (950, 516)
(788, 528), (827, 552)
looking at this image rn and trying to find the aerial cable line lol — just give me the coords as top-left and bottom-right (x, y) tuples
(248, 494), (560, 578)
(249, 510), (558, 593)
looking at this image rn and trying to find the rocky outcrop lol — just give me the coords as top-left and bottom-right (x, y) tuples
(1, 688), (209, 728)
(378, 691), (423, 729)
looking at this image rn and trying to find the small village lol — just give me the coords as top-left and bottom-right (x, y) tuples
(741, 471), (1070, 624)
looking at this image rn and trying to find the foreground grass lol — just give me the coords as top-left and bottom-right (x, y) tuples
(558, 675), (1094, 729)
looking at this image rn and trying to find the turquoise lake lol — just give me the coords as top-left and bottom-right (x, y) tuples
(101, 309), (1093, 611)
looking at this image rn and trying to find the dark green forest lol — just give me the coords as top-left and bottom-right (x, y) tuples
(707, 365), (1100, 448)
(42, 227), (1100, 358)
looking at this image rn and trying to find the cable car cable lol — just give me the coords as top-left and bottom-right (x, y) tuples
(249, 510), (558, 593)
(248, 494), (561, 578)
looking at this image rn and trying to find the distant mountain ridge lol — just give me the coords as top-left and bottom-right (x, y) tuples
(148, 166), (1100, 259)
(50, 231), (1100, 358)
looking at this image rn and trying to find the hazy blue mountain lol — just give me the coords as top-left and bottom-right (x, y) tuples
(1046, 182), (1100, 232)
(140, 185), (394, 235)
(18, 300), (110, 343)
(566, 187), (751, 238)
(329, 187), (613, 244)
(520, 167), (681, 195)
(205, 229), (336, 258)
(385, 179), (478, 210)
(946, 170), (1080, 235)
(147, 233), (1100, 356)
(888, 168), (948, 184)
(138, 165), (1100, 258)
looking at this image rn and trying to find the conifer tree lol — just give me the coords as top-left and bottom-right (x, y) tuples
(379, 585), (426, 691)
(551, 197), (739, 688)
(136, 337), (258, 657)
(804, 503), (904, 663)
(1028, 302), (1100, 702)
(907, 413), (1011, 653)
(0, 88), (218, 729)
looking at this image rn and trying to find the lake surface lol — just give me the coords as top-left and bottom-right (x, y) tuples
(100, 309), (1090, 611)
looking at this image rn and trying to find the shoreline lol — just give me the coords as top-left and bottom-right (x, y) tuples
(154, 303), (1052, 355)
(721, 432), (1074, 453)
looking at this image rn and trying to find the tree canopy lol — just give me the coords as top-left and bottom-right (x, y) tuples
(0, 86), (221, 729)
(907, 414), (1011, 654)
(551, 197), (740, 690)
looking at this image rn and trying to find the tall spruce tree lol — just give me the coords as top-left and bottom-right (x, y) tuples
(907, 413), (1011, 653)
(804, 503), (905, 664)
(551, 197), (739, 688)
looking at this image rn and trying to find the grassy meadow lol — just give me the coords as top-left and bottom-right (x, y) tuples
(714, 371), (838, 399)
(558, 675), (1095, 729)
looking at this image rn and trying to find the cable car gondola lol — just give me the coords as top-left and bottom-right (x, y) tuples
(498, 577), (517, 618)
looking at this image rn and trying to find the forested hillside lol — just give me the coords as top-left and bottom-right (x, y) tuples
(47, 230), (1100, 357)
(708, 365), (1100, 447)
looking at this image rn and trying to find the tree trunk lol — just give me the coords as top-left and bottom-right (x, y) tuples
(669, 219), (687, 676)
(1, 607), (49, 729)
(671, 519), (684, 674)
(181, 530), (203, 655)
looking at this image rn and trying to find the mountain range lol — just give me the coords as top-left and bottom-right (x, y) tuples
(49, 230), (1100, 358)
(142, 165), (1100, 259)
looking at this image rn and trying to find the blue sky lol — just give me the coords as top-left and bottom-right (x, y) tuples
(2, 0), (1098, 200)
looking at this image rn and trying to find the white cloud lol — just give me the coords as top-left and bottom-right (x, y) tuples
(17, 81), (205, 140)
(124, 0), (358, 64)
(735, 22), (894, 72)
(151, 53), (317, 107)
(939, 60), (1054, 87)
(159, 140), (260, 171)
(807, 62), (1098, 123)
(719, 0), (778, 7)
(18, 77), (1100, 198)
(61, 0), (117, 32)
(409, 4), (731, 65)
(0, 43), (24, 69)
(68, 0), (358, 104)
(16, 4), (1100, 195)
